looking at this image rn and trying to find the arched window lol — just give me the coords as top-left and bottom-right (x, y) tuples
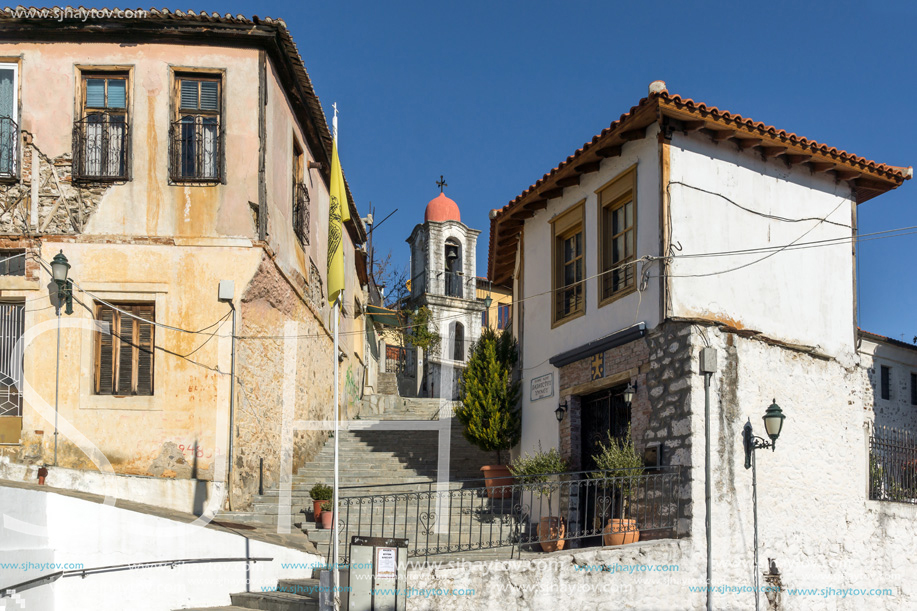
(453, 323), (465, 361)
(444, 239), (462, 298)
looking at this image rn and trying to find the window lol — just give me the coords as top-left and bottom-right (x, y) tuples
(552, 201), (585, 325)
(911, 373), (916, 406)
(96, 303), (154, 396)
(170, 75), (222, 181)
(481, 309), (489, 328)
(73, 73), (130, 180)
(453, 323), (465, 361)
(598, 167), (636, 304)
(0, 249), (24, 276)
(0, 62), (19, 180)
(497, 304), (511, 330)
(880, 365), (891, 401)
(292, 139), (310, 247)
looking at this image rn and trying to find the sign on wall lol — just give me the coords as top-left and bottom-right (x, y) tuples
(530, 373), (554, 401)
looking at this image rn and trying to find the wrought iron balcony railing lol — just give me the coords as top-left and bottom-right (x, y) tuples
(444, 270), (464, 298)
(72, 113), (130, 181)
(169, 118), (222, 182)
(324, 466), (683, 563)
(0, 116), (20, 180)
(293, 182), (310, 247)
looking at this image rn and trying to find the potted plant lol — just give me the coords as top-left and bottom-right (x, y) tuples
(319, 501), (334, 529)
(510, 445), (568, 552)
(455, 328), (521, 498)
(310, 483), (333, 523)
(591, 426), (644, 546)
(37, 465), (49, 486)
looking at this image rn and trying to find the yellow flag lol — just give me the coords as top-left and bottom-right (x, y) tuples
(327, 138), (350, 304)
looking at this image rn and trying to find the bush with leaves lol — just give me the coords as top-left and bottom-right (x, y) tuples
(509, 445), (568, 515)
(405, 306), (440, 355)
(309, 483), (333, 501)
(455, 327), (521, 464)
(590, 425), (643, 518)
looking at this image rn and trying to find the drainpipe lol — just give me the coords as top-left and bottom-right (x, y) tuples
(699, 347), (717, 611)
(227, 301), (237, 511)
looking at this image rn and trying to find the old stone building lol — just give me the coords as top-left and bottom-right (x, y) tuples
(0, 9), (370, 511)
(483, 81), (917, 608)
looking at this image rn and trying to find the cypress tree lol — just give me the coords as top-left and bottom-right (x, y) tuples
(455, 327), (521, 464)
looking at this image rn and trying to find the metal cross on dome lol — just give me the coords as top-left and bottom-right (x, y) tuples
(436, 175), (447, 193)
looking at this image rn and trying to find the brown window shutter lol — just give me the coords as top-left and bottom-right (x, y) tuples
(117, 310), (134, 394)
(136, 305), (154, 396)
(97, 307), (116, 394)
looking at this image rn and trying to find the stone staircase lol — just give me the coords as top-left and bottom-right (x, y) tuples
(179, 566), (329, 611)
(213, 396), (513, 560)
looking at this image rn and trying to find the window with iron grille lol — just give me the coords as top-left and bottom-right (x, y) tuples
(497, 304), (511, 330)
(911, 373), (916, 406)
(292, 139), (310, 246)
(73, 73), (130, 181)
(0, 63), (19, 181)
(880, 365), (891, 401)
(170, 75), (222, 182)
(95, 303), (154, 396)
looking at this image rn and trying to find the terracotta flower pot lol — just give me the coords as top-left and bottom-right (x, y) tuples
(313, 500), (325, 523)
(480, 465), (513, 499)
(603, 518), (639, 546)
(37, 467), (48, 486)
(320, 510), (334, 530)
(537, 517), (566, 552)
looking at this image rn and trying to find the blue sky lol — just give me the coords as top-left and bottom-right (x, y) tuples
(206, 1), (913, 339)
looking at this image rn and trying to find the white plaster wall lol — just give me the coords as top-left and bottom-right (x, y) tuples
(667, 132), (857, 361)
(858, 337), (917, 432)
(519, 128), (662, 457)
(0, 486), (322, 611)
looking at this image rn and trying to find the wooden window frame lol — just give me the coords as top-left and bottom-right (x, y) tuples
(551, 200), (586, 327)
(74, 69), (132, 181)
(170, 70), (224, 183)
(597, 166), (637, 308)
(95, 302), (155, 396)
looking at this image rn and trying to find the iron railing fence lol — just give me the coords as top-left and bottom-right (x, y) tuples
(869, 425), (917, 504)
(293, 182), (310, 246)
(326, 467), (683, 563)
(0, 116), (18, 180)
(169, 118), (222, 182)
(72, 113), (130, 181)
(444, 271), (463, 298)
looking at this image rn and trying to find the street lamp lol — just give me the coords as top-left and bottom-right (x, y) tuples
(50, 250), (73, 315)
(743, 399), (787, 611)
(555, 401), (567, 423)
(622, 382), (636, 408)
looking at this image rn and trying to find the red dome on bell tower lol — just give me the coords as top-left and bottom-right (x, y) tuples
(424, 192), (461, 223)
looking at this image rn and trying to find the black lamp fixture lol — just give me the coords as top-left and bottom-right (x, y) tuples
(483, 294), (493, 310)
(623, 382), (636, 408)
(743, 398), (786, 468)
(50, 250), (73, 315)
(555, 401), (568, 423)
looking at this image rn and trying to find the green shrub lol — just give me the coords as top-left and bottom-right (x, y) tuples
(310, 483), (333, 501)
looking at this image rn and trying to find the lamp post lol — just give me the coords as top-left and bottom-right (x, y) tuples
(49, 250), (74, 467)
(743, 399), (786, 611)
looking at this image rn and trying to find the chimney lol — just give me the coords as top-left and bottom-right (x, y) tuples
(649, 80), (667, 95)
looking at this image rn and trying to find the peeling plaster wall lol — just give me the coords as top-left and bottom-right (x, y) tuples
(667, 132), (857, 361)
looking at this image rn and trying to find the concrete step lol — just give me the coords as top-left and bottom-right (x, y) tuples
(274, 579), (322, 600)
(230, 591), (318, 611)
(177, 606), (255, 611)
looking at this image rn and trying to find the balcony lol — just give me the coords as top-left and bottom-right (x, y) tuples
(169, 118), (222, 182)
(72, 113), (130, 181)
(444, 270), (463, 298)
(0, 116), (19, 181)
(293, 182), (310, 247)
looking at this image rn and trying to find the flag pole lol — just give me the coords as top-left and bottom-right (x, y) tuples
(331, 103), (341, 611)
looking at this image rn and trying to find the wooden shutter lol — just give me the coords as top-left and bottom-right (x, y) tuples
(97, 306), (115, 394)
(117, 311), (134, 394)
(136, 305), (154, 396)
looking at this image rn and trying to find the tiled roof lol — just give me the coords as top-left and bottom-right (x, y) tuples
(488, 85), (911, 283)
(858, 328), (917, 352)
(0, 6), (365, 241)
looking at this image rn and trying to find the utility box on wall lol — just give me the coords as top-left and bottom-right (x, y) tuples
(348, 536), (408, 611)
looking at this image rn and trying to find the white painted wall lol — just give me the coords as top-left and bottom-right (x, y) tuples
(667, 132), (857, 361)
(519, 127), (662, 456)
(858, 336), (917, 432)
(0, 486), (322, 611)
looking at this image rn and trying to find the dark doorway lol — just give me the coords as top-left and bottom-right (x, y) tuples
(580, 385), (631, 471)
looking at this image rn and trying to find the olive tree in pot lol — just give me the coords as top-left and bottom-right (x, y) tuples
(591, 426), (644, 546)
(455, 328), (521, 498)
(310, 483), (333, 524)
(510, 446), (569, 552)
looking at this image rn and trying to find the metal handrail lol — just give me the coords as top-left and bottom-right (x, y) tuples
(0, 115), (19, 180)
(869, 425), (917, 504)
(293, 181), (310, 246)
(169, 118), (222, 182)
(1, 557), (272, 598)
(71, 112), (130, 181)
(327, 466), (683, 563)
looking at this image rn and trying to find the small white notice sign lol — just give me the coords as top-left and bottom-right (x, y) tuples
(375, 547), (397, 580)
(530, 373), (554, 401)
